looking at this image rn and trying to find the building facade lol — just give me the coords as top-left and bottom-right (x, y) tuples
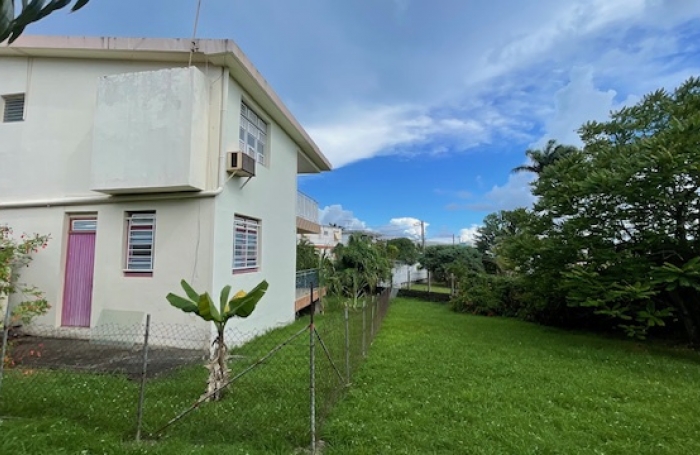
(0, 36), (331, 344)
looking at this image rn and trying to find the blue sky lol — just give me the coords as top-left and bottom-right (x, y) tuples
(24, 0), (700, 243)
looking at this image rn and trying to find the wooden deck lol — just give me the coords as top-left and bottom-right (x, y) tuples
(294, 287), (326, 312)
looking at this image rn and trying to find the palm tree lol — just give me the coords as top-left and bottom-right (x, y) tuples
(1, 0), (90, 44)
(512, 139), (578, 175)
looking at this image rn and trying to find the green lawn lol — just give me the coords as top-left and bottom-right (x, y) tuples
(2, 298), (700, 454)
(408, 283), (452, 294)
(323, 298), (700, 454)
(0, 317), (325, 455)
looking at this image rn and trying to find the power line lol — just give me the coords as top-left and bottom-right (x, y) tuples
(188, 0), (204, 67)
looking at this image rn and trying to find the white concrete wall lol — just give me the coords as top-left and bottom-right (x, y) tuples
(389, 264), (428, 287)
(91, 67), (209, 193)
(2, 199), (214, 347)
(211, 75), (298, 342)
(0, 57), (222, 203)
(1, 55), (303, 347)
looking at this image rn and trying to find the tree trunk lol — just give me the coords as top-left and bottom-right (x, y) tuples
(204, 326), (229, 401)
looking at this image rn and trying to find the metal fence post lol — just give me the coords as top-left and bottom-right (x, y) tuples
(0, 297), (12, 395)
(309, 283), (316, 455)
(344, 304), (350, 385)
(135, 314), (151, 442)
(371, 298), (375, 339)
(361, 301), (366, 357)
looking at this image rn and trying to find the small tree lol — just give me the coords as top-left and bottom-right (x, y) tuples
(166, 279), (269, 401)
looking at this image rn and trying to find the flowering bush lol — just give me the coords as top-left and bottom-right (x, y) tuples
(0, 225), (51, 328)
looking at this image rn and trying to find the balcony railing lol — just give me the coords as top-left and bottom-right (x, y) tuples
(296, 191), (319, 224)
(296, 269), (319, 292)
(295, 268), (324, 312)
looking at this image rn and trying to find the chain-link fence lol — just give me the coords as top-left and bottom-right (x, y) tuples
(0, 286), (394, 453)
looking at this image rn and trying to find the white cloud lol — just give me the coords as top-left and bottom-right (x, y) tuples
(456, 172), (537, 213)
(378, 217), (426, 240)
(533, 66), (637, 147)
(319, 205), (367, 230)
(307, 104), (486, 168)
(458, 225), (481, 245)
(427, 224), (480, 246)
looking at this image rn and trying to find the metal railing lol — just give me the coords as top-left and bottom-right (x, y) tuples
(296, 269), (319, 292)
(297, 191), (319, 224)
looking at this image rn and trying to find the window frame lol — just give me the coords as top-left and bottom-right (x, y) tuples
(2, 93), (26, 123)
(239, 101), (268, 166)
(124, 211), (156, 275)
(233, 215), (260, 274)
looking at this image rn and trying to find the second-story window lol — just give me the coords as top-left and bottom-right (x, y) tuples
(2, 93), (25, 123)
(239, 102), (267, 166)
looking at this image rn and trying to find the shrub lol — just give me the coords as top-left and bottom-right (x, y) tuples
(0, 225), (51, 329)
(451, 273), (525, 317)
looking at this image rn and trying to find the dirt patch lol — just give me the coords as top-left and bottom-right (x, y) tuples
(8, 335), (207, 380)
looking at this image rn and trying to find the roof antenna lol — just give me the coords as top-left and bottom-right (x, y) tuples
(188, 0), (204, 67)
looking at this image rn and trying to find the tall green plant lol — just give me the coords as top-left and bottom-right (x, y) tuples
(166, 279), (269, 401)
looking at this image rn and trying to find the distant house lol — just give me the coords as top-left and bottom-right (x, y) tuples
(299, 225), (343, 256)
(0, 36), (332, 343)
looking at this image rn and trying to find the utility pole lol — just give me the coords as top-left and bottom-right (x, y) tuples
(420, 220), (425, 251)
(452, 233), (455, 245)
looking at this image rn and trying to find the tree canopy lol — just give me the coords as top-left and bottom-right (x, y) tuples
(386, 237), (420, 265)
(472, 77), (700, 344)
(420, 244), (483, 283)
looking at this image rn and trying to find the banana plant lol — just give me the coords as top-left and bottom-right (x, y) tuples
(1, 0), (91, 44)
(166, 279), (269, 401)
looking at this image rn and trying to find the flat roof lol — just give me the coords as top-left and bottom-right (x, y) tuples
(0, 35), (332, 172)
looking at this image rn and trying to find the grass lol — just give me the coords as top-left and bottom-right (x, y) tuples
(323, 298), (700, 454)
(0, 316), (324, 455)
(3, 298), (700, 454)
(408, 283), (452, 294)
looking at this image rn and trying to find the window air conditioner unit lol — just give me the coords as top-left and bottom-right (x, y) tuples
(226, 151), (256, 177)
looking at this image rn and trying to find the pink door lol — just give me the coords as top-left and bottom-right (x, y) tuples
(61, 218), (97, 327)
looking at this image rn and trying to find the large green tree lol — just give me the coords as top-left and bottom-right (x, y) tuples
(1, 0), (91, 44)
(498, 77), (700, 343)
(474, 208), (535, 274)
(386, 237), (420, 265)
(420, 244), (483, 283)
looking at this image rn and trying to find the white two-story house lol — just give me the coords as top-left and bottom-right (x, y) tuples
(0, 36), (331, 341)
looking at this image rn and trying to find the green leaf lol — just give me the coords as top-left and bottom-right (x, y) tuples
(166, 293), (199, 314)
(197, 292), (221, 322)
(226, 280), (269, 319)
(71, 0), (90, 11)
(219, 284), (231, 315)
(180, 279), (200, 302)
(0, 0), (14, 43)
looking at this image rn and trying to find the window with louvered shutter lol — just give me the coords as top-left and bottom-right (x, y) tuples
(125, 212), (156, 271)
(2, 94), (25, 123)
(233, 215), (260, 272)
